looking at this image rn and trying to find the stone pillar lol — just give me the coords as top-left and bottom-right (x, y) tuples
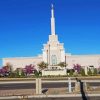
(36, 78), (38, 94)
(36, 78), (42, 94)
(68, 77), (72, 93)
(75, 81), (87, 92)
(75, 82), (80, 92)
(84, 82), (87, 91)
(85, 66), (88, 75)
(38, 78), (42, 94)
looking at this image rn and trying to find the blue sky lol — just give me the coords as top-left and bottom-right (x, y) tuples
(0, 0), (100, 66)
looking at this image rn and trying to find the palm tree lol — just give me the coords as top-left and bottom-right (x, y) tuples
(38, 61), (48, 70)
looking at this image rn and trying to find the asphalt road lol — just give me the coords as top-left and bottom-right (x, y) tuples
(0, 82), (100, 90)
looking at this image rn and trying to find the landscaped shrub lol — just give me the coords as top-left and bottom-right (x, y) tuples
(8, 72), (16, 78)
(88, 68), (92, 76)
(69, 69), (74, 76)
(80, 68), (85, 76)
(93, 68), (97, 75)
(34, 70), (39, 77)
(20, 71), (26, 77)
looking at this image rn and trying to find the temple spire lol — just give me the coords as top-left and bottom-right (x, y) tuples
(51, 4), (54, 18)
(51, 4), (55, 35)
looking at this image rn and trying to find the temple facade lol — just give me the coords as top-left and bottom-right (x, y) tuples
(43, 5), (65, 66)
(2, 5), (100, 71)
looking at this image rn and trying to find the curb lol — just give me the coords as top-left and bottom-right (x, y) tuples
(0, 94), (100, 99)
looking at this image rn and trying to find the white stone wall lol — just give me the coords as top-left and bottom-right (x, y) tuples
(43, 50), (47, 63)
(61, 50), (65, 62)
(3, 54), (100, 71)
(66, 54), (100, 69)
(42, 69), (66, 76)
(3, 56), (43, 70)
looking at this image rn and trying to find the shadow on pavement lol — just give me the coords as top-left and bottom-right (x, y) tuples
(76, 78), (90, 100)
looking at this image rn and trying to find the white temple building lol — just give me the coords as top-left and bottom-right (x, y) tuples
(2, 5), (100, 74)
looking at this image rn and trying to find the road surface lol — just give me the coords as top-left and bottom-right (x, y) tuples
(0, 82), (100, 90)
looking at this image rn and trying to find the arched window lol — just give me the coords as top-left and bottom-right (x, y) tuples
(51, 55), (57, 65)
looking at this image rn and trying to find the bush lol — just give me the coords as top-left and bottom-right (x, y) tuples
(88, 68), (92, 76)
(93, 68), (97, 75)
(80, 68), (85, 76)
(8, 72), (16, 78)
(69, 69), (74, 76)
(34, 70), (39, 77)
(20, 71), (26, 78)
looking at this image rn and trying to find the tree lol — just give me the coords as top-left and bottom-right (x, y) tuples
(6, 62), (13, 72)
(58, 62), (67, 68)
(0, 63), (13, 77)
(24, 64), (35, 76)
(73, 64), (81, 74)
(0, 66), (10, 77)
(38, 61), (48, 70)
(0, 68), (4, 77)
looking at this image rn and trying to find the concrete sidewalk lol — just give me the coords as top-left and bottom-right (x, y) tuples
(0, 94), (100, 100)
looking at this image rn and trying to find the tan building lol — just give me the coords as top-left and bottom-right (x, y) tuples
(2, 5), (100, 71)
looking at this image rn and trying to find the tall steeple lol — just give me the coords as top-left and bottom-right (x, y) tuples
(51, 4), (55, 35)
(43, 4), (65, 66)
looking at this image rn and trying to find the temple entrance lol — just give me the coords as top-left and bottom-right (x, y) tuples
(51, 55), (57, 65)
